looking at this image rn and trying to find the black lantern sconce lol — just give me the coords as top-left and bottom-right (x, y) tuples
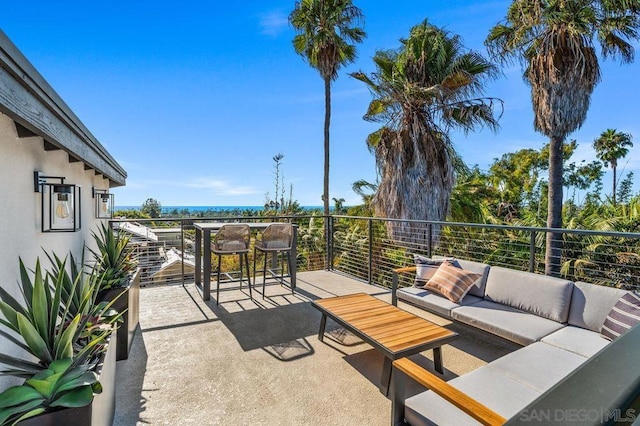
(93, 187), (114, 219)
(34, 171), (81, 232)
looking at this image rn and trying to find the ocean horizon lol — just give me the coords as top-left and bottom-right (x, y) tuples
(116, 205), (326, 212)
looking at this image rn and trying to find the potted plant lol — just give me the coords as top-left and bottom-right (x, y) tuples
(0, 256), (118, 425)
(0, 358), (101, 425)
(90, 223), (140, 360)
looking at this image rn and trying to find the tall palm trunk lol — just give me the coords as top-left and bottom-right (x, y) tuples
(323, 76), (331, 269)
(612, 160), (618, 206)
(545, 136), (564, 276)
(323, 76), (331, 217)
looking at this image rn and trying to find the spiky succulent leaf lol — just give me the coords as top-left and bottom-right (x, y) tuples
(30, 266), (50, 345)
(49, 386), (94, 408)
(0, 400), (45, 425)
(53, 315), (79, 360)
(18, 259), (34, 310)
(0, 386), (43, 409)
(56, 371), (98, 394)
(0, 301), (19, 332)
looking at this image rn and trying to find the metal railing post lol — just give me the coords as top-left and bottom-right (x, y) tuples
(368, 218), (373, 285)
(427, 223), (433, 258)
(325, 215), (330, 271)
(181, 219), (185, 287)
(329, 216), (335, 270)
(529, 230), (536, 273)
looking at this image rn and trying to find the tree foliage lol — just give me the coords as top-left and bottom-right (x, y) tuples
(486, 0), (640, 275)
(141, 198), (162, 218)
(593, 128), (634, 205)
(289, 0), (366, 217)
(352, 20), (501, 241)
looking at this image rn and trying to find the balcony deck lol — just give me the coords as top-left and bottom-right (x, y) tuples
(113, 271), (519, 425)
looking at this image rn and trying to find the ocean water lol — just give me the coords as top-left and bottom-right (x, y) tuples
(116, 205), (324, 213)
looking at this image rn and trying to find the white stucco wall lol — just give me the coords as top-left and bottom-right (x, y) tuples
(0, 112), (111, 388)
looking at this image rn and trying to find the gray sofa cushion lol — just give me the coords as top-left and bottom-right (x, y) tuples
(541, 326), (610, 358)
(486, 342), (587, 393)
(434, 256), (490, 298)
(451, 300), (565, 345)
(413, 255), (448, 287)
(484, 266), (574, 323)
(397, 287), (483, 317)
(404, 366), (541, 426)
(568, 281), (627, 332)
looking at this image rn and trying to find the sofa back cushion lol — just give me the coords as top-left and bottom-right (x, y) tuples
(484, 266), (574, 323)
(434, 256), (490, 298)
(568, 281), (627, 332)
(414, 255), (449, 287)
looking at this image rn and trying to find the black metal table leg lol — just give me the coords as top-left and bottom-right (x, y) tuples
(318, 314), (327, 342)
(381, 357), (392, 396)
(434, 347), (444, 374)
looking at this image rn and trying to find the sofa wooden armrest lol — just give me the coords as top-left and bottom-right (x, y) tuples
(394, 266), (417, 274)
(391, 266), (417, 306)
(392, 358), (506, 426)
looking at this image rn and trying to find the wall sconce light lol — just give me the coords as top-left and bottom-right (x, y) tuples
(93, 187), (114, 219)
(34, 171), (81, 232)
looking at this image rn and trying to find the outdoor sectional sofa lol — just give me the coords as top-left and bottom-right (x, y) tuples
(390, 258), (634, 425)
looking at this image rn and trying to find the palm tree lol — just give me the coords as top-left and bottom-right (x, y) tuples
(351, 20), (500, 241)
(593, 129), (633, 205)
(486, 0), (640, 276)
(289, 0), (366, 219)
(332, 197), (346, 214)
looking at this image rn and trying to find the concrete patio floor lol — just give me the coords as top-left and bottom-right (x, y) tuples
(113, 271), (519, 425)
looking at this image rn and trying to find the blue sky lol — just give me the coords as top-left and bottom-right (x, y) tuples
(3, 1), (639, 207)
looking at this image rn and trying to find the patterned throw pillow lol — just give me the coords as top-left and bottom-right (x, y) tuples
(601, 291), (640, 341)
(413, 255), (450, 287)
(424, 261), (481, 303)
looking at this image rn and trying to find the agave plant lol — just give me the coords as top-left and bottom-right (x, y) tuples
(90, 223), (137, 291)
(0, 256), (120, 378)
(0, 358), (101, 425)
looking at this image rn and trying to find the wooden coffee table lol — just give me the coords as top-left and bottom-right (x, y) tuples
(312, 293), (458, 395)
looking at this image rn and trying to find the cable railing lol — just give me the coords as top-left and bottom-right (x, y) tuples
(110, 215), (640, 291)
(330, 216), (640, 291)
(110, 215), (326, 287)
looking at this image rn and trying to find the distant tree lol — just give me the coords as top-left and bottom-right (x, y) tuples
(564, 159), (603, 203)
(113, 209), (151, 219)
(289, 0), (366, 218)
(141, 198), (162, 218)
(332, 197), (345, 214)
(489, 147), (546, 210)
(617, 172), (635, 204)
(487, 0), (640, 276)
(273, 153), (285, 211)
(352, 20), (500, 241)
(263, 154), (302, 215)
(593, 129), (634, 205)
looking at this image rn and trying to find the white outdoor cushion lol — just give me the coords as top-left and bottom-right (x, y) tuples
(451, 300), (565, 345)
(404, 366), (541, 426)
(484, 266), (574, 323)
(568, 281), (627, 332)
(541, 326), (610, 358)
(397, 287), (483, 318)
(486, 342), (587, 393)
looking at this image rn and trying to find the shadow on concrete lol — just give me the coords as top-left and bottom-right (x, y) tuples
(113, 327), (151, 425)
(203, 296), (321, 361)
(261, 336), (315, 362)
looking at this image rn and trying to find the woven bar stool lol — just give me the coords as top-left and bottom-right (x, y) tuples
(211, 224), (252, 305)
(253, 223), (293, 297)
